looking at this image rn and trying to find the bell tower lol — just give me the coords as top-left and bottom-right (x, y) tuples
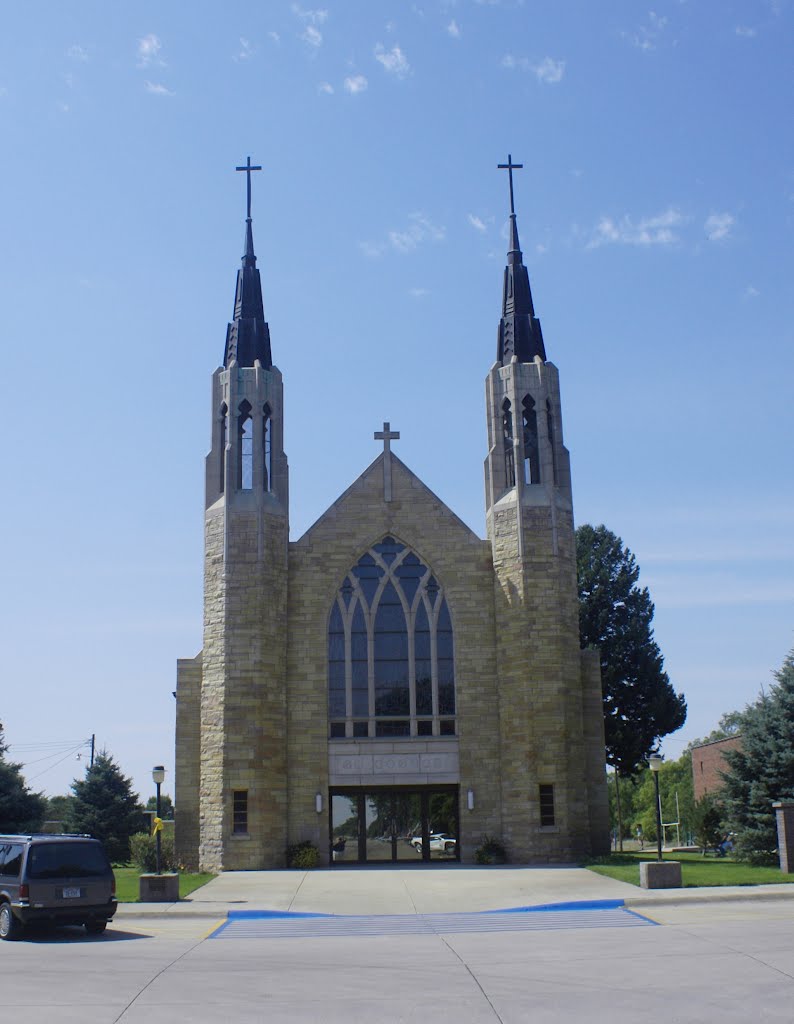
(198, 158), (290, 871)
(485, 156), (609, 860)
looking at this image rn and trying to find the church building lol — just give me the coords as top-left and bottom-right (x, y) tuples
(175, 158), (610, 871)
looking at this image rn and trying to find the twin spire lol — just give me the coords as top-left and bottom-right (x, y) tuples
(496, 154), (547, 366)
(222, 153), (546, 371)
(223, 157), (272, 369)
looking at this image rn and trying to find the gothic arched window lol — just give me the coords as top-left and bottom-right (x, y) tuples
(263, 403), (272, 492)
(219, 402), (228, 494)
(546, 398), (558, 485)
(522, 395), (540, 485)
(328, 537), (456, 739)
(237, 399), (253, 490)
(502, 398), (515, 488)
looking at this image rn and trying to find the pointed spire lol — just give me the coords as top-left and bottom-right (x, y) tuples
(224, 158), (272, 369)
(496, 155), (546, 365)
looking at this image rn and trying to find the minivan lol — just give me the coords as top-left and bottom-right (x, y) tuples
(0, 833), (117, 939)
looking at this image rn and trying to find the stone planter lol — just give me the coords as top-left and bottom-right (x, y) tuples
(139, 872), (180, 902)
(639, 860), (682, 889)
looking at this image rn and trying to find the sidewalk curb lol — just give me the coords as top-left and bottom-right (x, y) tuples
(624, 887), (794, 909)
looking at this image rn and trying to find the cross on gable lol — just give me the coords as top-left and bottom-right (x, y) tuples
(498, 154), (523, 216)
(235, 156), (263, 220)
(374, 421), (400, 503)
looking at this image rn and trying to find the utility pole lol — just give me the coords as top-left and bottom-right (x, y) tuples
(90, 734), (95, 767)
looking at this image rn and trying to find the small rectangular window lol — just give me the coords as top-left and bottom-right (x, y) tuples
(233, 790), (248, 834)
(0, 844), (24, 877)
(417, 720), (433, 736)
(439, 719), (456, 736)
(352, 721), (369, 738)
(539, 784), (555, 827)
(329, 722), (346, 738)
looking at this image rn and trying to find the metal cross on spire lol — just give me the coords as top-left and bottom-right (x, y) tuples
(235, 156), (262, 219)
(374, 421), (400, 503)
(497, 154), (523, 216)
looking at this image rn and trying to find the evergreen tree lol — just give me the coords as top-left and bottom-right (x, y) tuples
(721, 648), (794, 864)
(577, 524), (687, 850)
(576, 524), (687, 777)
(67, 751), (143, 863)
(0, 723), (46, 832)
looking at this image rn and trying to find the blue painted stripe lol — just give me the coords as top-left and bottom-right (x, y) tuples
(483, 899), (626, 914)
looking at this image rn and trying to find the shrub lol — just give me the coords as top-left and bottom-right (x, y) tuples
(286, 840), (320, 869)
(130, 831), (177, 873)
(474, 835), (507, 865)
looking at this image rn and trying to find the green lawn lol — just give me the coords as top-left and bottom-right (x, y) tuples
(113, 868), (215, 903)
(587, 851), (794, 888)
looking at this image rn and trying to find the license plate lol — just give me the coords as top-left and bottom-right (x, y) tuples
(62, 887), (81, 899)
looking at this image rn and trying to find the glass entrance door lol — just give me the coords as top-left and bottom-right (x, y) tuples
(329, 787), (459, 864)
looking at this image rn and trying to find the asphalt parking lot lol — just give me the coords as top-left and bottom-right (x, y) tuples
(2, 873), (794, 1023)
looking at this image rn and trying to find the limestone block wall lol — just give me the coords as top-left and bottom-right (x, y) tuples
(489, 493), (597, 862)
(286, 455), (502, 864)
(580, 648), (610, 855)
(174, 653), (202, 869)
(199, 502), (289, 872)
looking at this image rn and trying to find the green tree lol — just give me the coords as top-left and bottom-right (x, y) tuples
(67, 751), (144, 863)
(0, 723), (46, 832)
(721, 648), (794, 864)
(633, 753), (695, 845)
(145, 793), (174, 819)
(44, 794), (75, 823)
(687, 709), (745, 750)
(691, 796), (725, 854)
(576, 525), (687, 846)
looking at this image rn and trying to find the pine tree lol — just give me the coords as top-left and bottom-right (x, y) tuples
(577, 524), (687, 849)
(67, 751), (143, 863)
(0, 723), (46, 832)
(721, 648), (794, 864)
(576, 524), (687, 776)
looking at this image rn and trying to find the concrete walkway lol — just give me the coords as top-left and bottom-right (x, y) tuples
(115, 866), (794, 919)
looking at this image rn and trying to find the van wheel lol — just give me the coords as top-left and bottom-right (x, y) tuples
(85, 921), (107, 935)
(0, 903), (21, 940)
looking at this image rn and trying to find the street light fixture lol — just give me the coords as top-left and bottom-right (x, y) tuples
(648, 754), (663, 862)
(152, 765), (166, 875)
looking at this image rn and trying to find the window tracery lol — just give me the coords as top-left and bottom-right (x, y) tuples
(328, 537), (456, 739)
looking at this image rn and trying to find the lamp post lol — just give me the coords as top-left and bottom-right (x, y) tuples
(648, 754), (663, 862)
(152, 765), (166, 875)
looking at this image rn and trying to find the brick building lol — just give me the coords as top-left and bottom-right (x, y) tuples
(691, 736), (743, 802)
(174, 162), (610, 871)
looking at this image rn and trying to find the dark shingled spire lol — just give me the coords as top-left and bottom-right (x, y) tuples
(224, 158), (272, 368)
(496, 155), (546, 365)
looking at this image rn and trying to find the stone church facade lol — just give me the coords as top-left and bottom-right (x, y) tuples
(175, 164), (610, 871)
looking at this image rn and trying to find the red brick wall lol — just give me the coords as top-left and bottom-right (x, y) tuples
(691, 737), (742, 802)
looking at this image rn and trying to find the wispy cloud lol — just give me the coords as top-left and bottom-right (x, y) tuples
(56, 100), (70, 113)
(409, 287), (430, 298)
(502, 54), (565, 83)
(374, 43), (411, 78)
(234, 37), (255, 61)
(67, 44), (89, 62)
(344, 74), (368, 94)
(447, 20), (461, 38)
(360, 213), (446, 258)
(318, 81), (334, 94)
(268, 31), (281, 44)
(587, 207), (684, 248)
(145, 81), (174, 96)
(623, 11), (668, 51)
(745, 284), (760, 298)
(388, 213), (445, 252)
(704, 212), (735, 241)
(531, 57), (565, 83)
(137, 34), (164, 68)
(735, 25), (757, 38)
(467, 213), (487, 233)
(294, 6), (328, 47)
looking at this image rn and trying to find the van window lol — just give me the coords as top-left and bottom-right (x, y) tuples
(0, 844), (24, 877)
(27, 842), (110, 879)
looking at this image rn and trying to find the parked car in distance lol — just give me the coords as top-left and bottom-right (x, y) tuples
(410, 833), (457, 855)
(0, 833), (117, 940)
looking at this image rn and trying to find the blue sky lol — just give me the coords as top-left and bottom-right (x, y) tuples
(1, 1), (792, 802)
